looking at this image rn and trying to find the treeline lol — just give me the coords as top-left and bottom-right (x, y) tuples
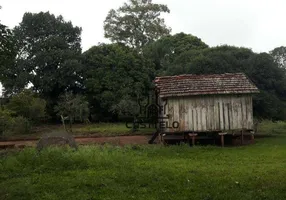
(0, 0), (286, 130)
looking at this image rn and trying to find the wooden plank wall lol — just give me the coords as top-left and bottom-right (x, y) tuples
(163, 94), (254, 133)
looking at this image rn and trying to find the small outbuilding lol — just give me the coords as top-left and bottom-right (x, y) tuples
(153, 73), (259, 146)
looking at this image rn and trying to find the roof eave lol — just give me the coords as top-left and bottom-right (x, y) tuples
(159, 90), (260, 98)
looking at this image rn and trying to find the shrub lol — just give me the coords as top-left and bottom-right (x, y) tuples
(6, 89), (46, 123)
(10, 116), (31, 135)
(54, 92), (89, 131)
(0, 109), (31, 136)
(0, 109), (14, 136)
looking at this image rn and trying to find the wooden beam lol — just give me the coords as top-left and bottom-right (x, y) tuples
(159, 133), (162, 144)
(241, 130), (244, 145)
(161, 134), (166, 145)
(187, 133), (190, 145)
(188, 133), (198, 146)
(219, 132), (227, 147)
(250, 131), (255, 142)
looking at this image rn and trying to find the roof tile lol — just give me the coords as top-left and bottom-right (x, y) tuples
(155, 73), (259, 98)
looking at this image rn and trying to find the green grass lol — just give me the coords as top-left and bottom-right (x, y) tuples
(0, 121), (286, 200)
(8, 120), (286, 140)
(0, 131), (286, 199)
(257, 120), (286, 136)
(73, 122), (155, 136)
(5, 123), (155, 140)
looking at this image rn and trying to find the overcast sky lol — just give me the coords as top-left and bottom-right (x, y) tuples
(0, 0), (286, 96)
(1, 0), (286, 53)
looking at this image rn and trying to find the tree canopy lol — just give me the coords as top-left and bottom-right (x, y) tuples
(145, 41), (286, 120)
(0, 22), (16, 84)
(104, 0), (171, 49)
(2, 12), (82, 100)
(270, 46), (286, 71)
(82, 43), (152, 120)
(1, 6), (286, 123)
(143, 32), (209, 73)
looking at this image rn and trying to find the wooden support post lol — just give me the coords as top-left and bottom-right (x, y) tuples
(158, 133), (162, 144)
(192, 135), (195, 146)
(241, 130), (244, 145)
(158, 133), (166, 145)
(250, 131), (255, 143)
(219, 132), (227, 147)
(161, 134), (166, 145)
(188, 133), (197, 146)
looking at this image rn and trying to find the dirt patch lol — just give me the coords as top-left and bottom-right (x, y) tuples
(76, 135), (150, 146)
(0, 135), (151, 149)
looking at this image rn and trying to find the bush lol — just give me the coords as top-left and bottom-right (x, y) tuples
(0, 109), (31, 136)
(10, 116), (31, 135)
(6, 89), (46, 123)
(54, 92), (89, 132)
(0, 109), (14, 136)
(54, 92), (89, 122)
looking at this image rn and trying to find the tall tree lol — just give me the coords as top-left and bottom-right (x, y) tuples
(2, 12), (82, 101)
(159, 44), (286, 120)
(0, 18), (17, 84)
(104, 0), (171, 49)
(82, 43), (153, 121)
(270, 46), (286, 70)
(143, 32), (208, 73)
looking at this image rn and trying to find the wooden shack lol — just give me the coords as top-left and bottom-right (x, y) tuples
(153, 73), (259, 146)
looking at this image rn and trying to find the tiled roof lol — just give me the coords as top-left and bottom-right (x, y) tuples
(154, 73), (259, 98)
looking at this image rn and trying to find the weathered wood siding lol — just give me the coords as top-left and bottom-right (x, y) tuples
(161, 94), (254, 133)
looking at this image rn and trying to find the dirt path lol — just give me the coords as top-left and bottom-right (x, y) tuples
(0, 135), (151, 149)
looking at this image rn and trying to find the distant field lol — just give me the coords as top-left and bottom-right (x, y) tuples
(0, 121), (286, 200)
(4, 120), (286, 140)
(4, 123), (156, 140)
(256, 120), (286, 136)
(73, 123), (155, 136)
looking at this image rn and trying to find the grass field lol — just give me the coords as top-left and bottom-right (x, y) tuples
(5, 120), (286, 140)
(73, 123), (155, 136)
(257, 120), (286, 136)
(0, 121), (286, 200)
(4, 123), (155, 140)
